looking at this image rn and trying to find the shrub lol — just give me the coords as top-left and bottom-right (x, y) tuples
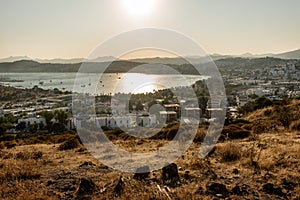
(193, 129), (206, 143)
(58, 138), (80, 150)
(219, 125), (250, 141)
(51, 122), (66, 133)
(0, 134), (15, 142)
(219, 142), (241, 162)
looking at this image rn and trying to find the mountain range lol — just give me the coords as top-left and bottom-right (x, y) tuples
(0, 49), (300, 64)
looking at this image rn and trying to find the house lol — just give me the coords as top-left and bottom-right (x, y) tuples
(184, 107), (201, 119)
(137, 113), (156, 127)
(164, 104), (180, 118)
(159, 111), (177, 123)
(18, 116), (46, 129)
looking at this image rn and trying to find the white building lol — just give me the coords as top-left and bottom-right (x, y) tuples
(184, 108), (201, 119)
(18, 116), (46, 129)
(137, 114), (156, 127)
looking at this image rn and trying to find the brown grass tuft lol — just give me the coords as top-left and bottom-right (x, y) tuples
(218, 142), (241, 162)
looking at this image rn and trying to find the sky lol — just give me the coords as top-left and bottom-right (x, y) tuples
(0, 0), (300, 59)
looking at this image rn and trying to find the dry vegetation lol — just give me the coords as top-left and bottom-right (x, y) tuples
(0, 100), (300, 199)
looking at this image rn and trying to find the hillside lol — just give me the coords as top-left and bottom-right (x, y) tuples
(0, 99), (299, 199)
(271, 49), (300, 60)
(0, 57), (299, 74)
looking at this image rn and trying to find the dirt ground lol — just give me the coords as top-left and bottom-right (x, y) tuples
(0, 129), (299, 200)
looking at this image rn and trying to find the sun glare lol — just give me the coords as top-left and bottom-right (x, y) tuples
(121, 0), (156, 17)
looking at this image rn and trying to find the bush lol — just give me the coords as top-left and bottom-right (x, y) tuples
(58, 138), (80, 150)
(253, 97), (273, 110)
(0, 134), (15, 142)
(51, 122), (66, 133)
(193, 129), (206, 143)
(219, 125), (250, 141)
(219, 142), (241, 162)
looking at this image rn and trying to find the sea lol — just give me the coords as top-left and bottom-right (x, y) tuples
(0, 73), (208, 95)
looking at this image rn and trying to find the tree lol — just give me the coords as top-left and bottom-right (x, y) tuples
(29, 123), (38, 133)
(51, 122), (65, 133)
(253, 96), (272, 110)
(54, 110), (68, 125)
(39, 111), (54, 130)
(16, 121), (26, 131)
(135, 101), (144, 111)
(198, 96), (208, 114)
(39, 121), (45, 130)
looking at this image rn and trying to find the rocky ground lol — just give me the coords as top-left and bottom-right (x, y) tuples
(0, 100), (300, 199)
(0, 128), (299, 200)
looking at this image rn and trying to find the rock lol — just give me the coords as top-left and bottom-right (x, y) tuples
(114, 176), (124, 197)
(33, 151), (43, 159)
(196, 186), (204, 195)
(162, 163), (180, 183)
(184, 171), (189, 179)
(263, 183), (285, 196)
(47, 180), (54, 186)
(231, 184), (249, 195)
(133, 166), (150, 180)
(76, 177), (95, 196)
(233, 168), (239, 174)
(206, 182), (229, 196)
(282, 178), (296, 191)
(79, 161), (95, 168)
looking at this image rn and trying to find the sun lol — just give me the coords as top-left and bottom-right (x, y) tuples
(121, 0), (156, 17)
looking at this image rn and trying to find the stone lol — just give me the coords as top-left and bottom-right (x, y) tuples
(196, 186), (204, 195)
(76, 177), (95, 196)
(114, 176), (124, 197)
(79, 161), (95, 168)
(263, 183), (285, 197)
(206, 182), (229, 196)
(162, 163), (179, 182)
(184, 171), (189, 179)
(282, 178), (296, 190)
(133, 166), (150, 180)
(233, 168), (239, 174)
(231, 184), (249, 195)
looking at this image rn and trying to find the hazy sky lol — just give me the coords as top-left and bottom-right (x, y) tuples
(0, 0), (299, 59)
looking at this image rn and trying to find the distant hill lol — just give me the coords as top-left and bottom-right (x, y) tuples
(129, 54), (231, 65)
(1, 49), (299, 64)
(0, 57), (299, 75)
(0, 60), (201, 75)
(272, 49), (300, 60)
(237, 49), (300, 60)
(0, 56), (117, 64)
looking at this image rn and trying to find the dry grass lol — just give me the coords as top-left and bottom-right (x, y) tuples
(0, 131), (299, 199)
(0, 100), (299, 199)
(217, 142), (242, 162)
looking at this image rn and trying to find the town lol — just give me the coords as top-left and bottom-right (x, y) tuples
(0, 62), (299, 135)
